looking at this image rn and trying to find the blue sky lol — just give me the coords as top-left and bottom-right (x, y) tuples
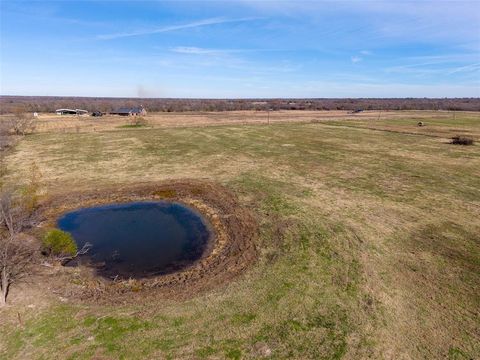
(1, 0), (479, 98)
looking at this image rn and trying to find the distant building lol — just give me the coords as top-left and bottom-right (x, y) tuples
(55, 108), (88, 115)
(110, 106), (146, 116)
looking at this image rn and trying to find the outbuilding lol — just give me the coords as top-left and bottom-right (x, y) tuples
(110, 106), (146, 116)
(55, 109), (88, 115)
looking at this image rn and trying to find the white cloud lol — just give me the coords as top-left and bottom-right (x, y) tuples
(170, 47), (247, 56)
(97, 17), (262, 40)
(171, 47), (216, 55)
(447, 62), (480, 75)
(385, 59), (480, 77)
(240, 0), (480, 44)
(351, 56), (362, 63)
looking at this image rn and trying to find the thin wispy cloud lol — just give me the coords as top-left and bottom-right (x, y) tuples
(169, 46), (281, 56)
(170, 46), (246, 56)
(97, 17), (262, 40)
(351, 50), (371, 63)
(172, 47), (219, 55)
(447, 62), (480, 75)
(385, 60), (480, 78)
(386, 62), (444, 72)
(403, 54), (480, 63)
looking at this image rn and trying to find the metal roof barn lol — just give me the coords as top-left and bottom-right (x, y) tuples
(55, 109), (88, 115)
(110, 106), (146, 116)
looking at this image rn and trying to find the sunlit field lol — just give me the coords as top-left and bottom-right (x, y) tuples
(1, 111), (479, 359)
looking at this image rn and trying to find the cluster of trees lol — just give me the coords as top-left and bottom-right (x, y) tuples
(0, 190), (36, 306)
(0, 188), (87, 306)
(1, 96), (479, 114)
(0, 121), (85, 306)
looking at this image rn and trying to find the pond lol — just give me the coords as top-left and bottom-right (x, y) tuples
(57, 201), (211, 279)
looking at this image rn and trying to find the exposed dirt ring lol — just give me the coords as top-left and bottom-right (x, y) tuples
(35, 180), (258, 303)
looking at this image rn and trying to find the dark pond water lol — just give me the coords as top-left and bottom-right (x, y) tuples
(57, 201), (211, 279)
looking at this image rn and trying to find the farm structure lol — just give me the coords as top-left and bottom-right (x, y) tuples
(110, 106), (147, 116)
(55, 108), (88, 116)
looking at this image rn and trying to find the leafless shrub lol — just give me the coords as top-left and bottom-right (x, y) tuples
(7, 113), (36, 136)
(0, 154), (8, 182)
(132, 116), (147, 127)
(21, 162), (42, 212)
(451, 136), (474, 145)
(59, 243), (91, 265)
(0, 107), (35, 153)
(0, 120), (16, 151)
(0, 190), (36, 306)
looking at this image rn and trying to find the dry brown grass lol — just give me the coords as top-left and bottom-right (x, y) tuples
(1, 110), (476, 136)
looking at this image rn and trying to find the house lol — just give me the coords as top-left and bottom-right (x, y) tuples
(55, 108), (88, 115)
(110, 106), (146, 116)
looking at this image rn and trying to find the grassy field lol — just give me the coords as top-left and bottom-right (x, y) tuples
(13, 109), (479, 137)
(1, 111), (479, 359)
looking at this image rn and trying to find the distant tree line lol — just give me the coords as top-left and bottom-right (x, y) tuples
(1, 96), (479, 114)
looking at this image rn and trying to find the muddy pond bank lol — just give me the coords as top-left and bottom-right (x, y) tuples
(35, 180), (258, 303)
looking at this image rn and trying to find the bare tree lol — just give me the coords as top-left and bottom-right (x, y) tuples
(56, 242), (91, 265)
(0, 105), (35, 148)
(0, 190), (35, 306)
(131, 116), (147, 127)
(0, 119), (16, 151)
(7, 112), (36, 136)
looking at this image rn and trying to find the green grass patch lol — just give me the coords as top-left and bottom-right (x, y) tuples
(117, 124), (148, 128)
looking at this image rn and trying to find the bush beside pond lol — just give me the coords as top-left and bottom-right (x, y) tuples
(43, 229), (77, 257)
